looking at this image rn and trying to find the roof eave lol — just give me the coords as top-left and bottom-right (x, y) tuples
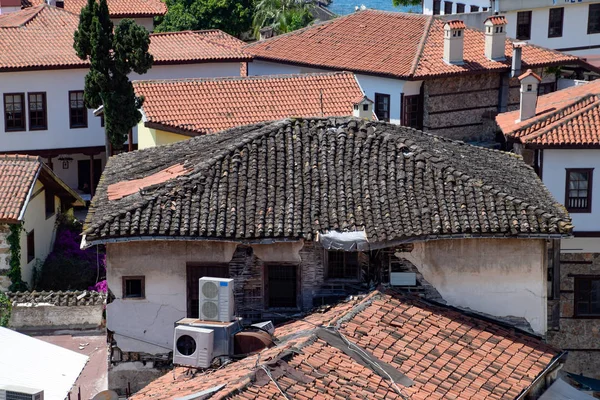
(144, 121), (205, 137)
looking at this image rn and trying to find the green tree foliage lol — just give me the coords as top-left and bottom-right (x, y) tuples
(74, 0), (153, 149)
(391, 0), (421, 6)
(252, 0), (314, 38)
(0, 292), (10, 327)
(155, 0), (253, 37)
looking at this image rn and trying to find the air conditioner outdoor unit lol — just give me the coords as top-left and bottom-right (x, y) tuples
(0, 385), (44, 400)
(173, 325), (214, 368)
(199, 277), (234, 322)
(251, 321), (275, 335)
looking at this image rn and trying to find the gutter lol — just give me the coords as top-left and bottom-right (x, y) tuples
(515, 351), (567, 400)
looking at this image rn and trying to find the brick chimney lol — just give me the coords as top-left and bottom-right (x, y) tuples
(518, 69), (542, 122)
(352, 96), (374, 120)
(443, 20), (466, 65)
(484, 15), (507, 61)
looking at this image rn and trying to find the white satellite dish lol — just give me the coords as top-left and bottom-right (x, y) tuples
(92, 390), (119, 400)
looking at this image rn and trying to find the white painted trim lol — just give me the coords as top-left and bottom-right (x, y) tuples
(17, 165), (42, 221)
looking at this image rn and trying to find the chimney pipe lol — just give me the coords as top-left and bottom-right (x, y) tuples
(484, 16), (507, 61)
(443, 20), (466, 65)
(518, 69), (541, 122)
(511, 42), (525, 78)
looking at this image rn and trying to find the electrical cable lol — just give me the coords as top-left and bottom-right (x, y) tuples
(260, 365), (290, 400)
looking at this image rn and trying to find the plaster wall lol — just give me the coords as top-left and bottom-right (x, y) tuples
(400, 238), (548, 334)
(0, 225), (10, 291)
(542, 149), (600, 235)
(137, 123), (190, 150)
(501, 3), (600, 55)
(44, 152), (106, 192)
(423, 0), (490, 14)
(20, 180), (61, 285)
(9, 303), (103, 330)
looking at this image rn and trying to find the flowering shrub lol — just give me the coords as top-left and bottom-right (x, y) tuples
(37, 215), (106, 291)
(89, 279), (107, 293)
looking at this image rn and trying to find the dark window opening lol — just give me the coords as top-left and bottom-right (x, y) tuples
(433, 0), (441, 15)
(444, 1), (452, 14)
(327, 251), (360, 279)
(566, 168), (593, 213)
(575, 276), (600, 317)
(589, 4), (600, 34)
(266, 265), (297, 308)
(482, 7), (488, 11)
(186, 264), (228, 318)
(374, 93), (390, 122)
(362, 104), (369, 111)
(123, 276), (145, 299)
(28, 92), (47, 130)
(470, 5), (479, 12)
(44, 189), (55, 218)
(77, 159), (102, 194)
(27, 230), (34, 263)
(402, 94), (424, 130)
(517, 11), (532, 40)
(548, 8), (564, 38)
(69, 90), (87, 128)
(538, 82), (556, 95)
(456, 3), (465, 13)
(4, 93), (25, 131)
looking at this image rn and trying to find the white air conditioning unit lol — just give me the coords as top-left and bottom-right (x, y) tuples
(0, 385), (44, 400)
(199, 277), (234, 322)
(173, 325), (214, 368)
(390, 272), (417, 286)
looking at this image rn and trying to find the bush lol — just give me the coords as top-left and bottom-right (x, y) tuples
(37, 215), (106, 291)
(0, 292), (10, 327)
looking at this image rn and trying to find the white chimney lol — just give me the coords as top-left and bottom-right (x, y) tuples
(484, 15), (507, 61)
(353, 96), (374, 120)
(518, 69), (541, 122)
(443, 20), (466, 65)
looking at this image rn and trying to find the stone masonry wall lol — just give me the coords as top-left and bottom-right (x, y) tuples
(547, 252), (600, 379)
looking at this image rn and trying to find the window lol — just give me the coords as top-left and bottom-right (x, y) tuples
(575, 277), (600, 317)
(4, 93), (25, 131)
(327, 251), (360, 279)
(27, 230), (34, 263)
(45, 189), (55, 218)
(548, 8), (564, 38)
(456, 3), (465, 13)
(470, 5), (479, 12)
(444, 1), (452, 15)
(538, 82), (556, 95)
(433, 0), (441, 15)
(589, 4), (600, 34)
(266, 265), (297, 308)
(566, 168), (593, 213)
(362, 104), (369, 111)
(186, 264), (228, 318)
(402, 94), (423, 130)
(482, 7), (488, 11)
(28, 92), (47, 130)
(122, 276), (145, 299)
(69, 90), (87, 128)
(374, 93), (390, 122)
(516, 11), (532, 40)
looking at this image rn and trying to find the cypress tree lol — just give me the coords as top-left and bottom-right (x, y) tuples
(74, 0), (153, 150)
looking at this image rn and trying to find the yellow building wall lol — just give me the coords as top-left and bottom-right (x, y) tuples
(137, 122), (190, 149)
(19, 180), (61, 285)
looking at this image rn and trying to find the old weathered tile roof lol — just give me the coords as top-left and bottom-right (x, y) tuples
(0, 154), (82, 223)
(83, 117), (571, 244)
(0, 5), (249, 72)
(496, 80), (600, 147)
(245, 10), (584, 80)
(22, 0), (167, 17)
(134, 72), (365, 136)
(131, 291), (561, 400)
(7, 290), (106, 306)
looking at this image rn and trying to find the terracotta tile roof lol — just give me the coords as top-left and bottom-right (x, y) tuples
(485, 15), (507, 26)
(496, 80), (600, 146)
(245, 10), (583, 80)
(519, 69), (542, 82)
(133, 72), (365, 135)
(445, 20), (466, 29)
(0, 6), (248, 71)
(0, 155), (41, 222)
(0, 154), (83, 223)
(83, 117), (572, 244)
(131, 291), (561, 400)
(22, 0), (167, 17)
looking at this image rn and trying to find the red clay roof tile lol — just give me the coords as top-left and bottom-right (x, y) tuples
(518, 69), (542, 82)
(445, 20), (466, 29)
(134, 72), (365, 135)
(22, 0), (166, 18)
(0, 154), (41, 222)
(0, 6), (248, 71)
(496, 80), (600, 146)
(246, 10), (581, 80)
(130, 291), (560, 400)
(484, 16), (507, 26)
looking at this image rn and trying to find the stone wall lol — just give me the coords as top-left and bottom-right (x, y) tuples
(547, 252), (600, 379)
(0, 224), (11, 291)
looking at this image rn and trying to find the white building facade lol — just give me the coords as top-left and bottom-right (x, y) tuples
(423, 0), (491, 15)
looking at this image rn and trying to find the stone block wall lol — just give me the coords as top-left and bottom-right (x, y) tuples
(547, 252), (600, 379)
